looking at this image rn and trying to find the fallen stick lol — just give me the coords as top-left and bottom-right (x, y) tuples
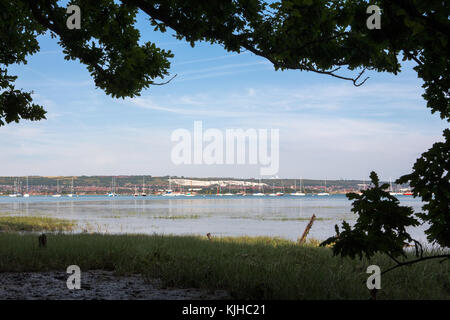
(298, 214), (316, 245)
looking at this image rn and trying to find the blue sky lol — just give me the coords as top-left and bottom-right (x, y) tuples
(0, 9), (447, 180)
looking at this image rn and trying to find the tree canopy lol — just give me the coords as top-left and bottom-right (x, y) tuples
(1, 0), (448, 125)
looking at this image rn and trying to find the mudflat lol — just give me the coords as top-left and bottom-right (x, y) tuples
(0, 270), (228, 300)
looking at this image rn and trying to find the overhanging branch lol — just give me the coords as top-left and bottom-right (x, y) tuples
(126, 0), (370, 87)
(381, 254), (450, 276)
(153, 73), (177, 85)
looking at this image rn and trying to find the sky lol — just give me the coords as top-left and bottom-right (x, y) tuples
(1, 9), (447, 181)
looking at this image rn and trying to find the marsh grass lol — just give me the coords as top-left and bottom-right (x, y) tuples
(276, 217), (330, 221)
(230, 216), (330, 221)
(0, 233), (448, 299)
(102, 214), (205, 219)
(0, 217), (76, 232)
(152, 215), (201, 219)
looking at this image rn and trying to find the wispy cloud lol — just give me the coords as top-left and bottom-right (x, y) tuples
(125, 81), (427, 120)
(175, 61), (271, 82)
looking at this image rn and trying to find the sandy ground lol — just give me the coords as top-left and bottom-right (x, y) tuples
(0, 270), (229, 300)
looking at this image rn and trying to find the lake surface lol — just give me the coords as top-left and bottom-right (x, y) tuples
(0, 195), (431, 244)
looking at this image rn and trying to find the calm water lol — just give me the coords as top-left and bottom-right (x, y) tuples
(0, 195), (429, 244)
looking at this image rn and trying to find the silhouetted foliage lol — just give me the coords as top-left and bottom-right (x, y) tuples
(321, 170), (449, 273)
(397, 129), (450, 248)
(0, 1), (47, 125)
(321, 172), (420, 260)
(0, 70), (47, 126)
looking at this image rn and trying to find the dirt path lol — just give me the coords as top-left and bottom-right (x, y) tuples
(0, 270), (228, 300)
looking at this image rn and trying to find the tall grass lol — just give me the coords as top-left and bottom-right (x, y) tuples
(0, 233), (448, 299)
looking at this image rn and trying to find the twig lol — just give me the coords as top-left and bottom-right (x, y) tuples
(153, 73), (177, 85)
(381, 254), (450, 276)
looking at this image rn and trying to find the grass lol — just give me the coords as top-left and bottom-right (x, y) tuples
(0, 216), (76, 232)
(0, 233), (448, 299)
